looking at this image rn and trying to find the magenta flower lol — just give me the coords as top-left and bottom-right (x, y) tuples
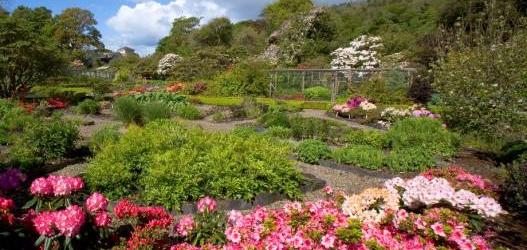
(323, 185), (334, 195)
(30, 176), (84, 197)
(0, 168), (26, 191)
(431, 222), (446, 237)
(225, 227), (242, 243)
(197, 196), (216, 213)
(0, 196), (14, 211)
(85, 193), (109, 213)
(94, 211), (112, 227)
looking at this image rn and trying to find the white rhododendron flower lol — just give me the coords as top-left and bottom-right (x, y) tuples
(157, 53), (183, 76)
(330, 35), (383, 78)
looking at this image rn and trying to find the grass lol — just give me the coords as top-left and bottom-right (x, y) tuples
(188, 95), (333, 110)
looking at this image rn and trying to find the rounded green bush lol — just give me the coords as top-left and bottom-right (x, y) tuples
(9, 116), (79, 167)
(142, 102), (172, 123)
(385, 147), (437, 172)
(264, 126), (293, 139)
(113, 96), (143, 125)
(75, 99), (100, 115)
(296, 139), (330, 164)
(386, 118), (460, 158)
(175, 104), (201, 120)
(86, 120), (302, 210)
(500, 162), (527, 214)
(345, 129), (387, 149)
(332, 145), (385, 170)
(304, 86), (331, 100)
(89, 125), (121, 153)
(259, 111), (290, 128)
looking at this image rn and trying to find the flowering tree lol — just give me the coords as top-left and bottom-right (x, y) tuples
(157, 53), (183, 76)
(330, 35), (383, 78)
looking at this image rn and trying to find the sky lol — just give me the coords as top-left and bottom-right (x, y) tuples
(7, 0), (351, 55)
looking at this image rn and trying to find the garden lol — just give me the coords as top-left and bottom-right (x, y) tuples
(1, 0), (527, 249)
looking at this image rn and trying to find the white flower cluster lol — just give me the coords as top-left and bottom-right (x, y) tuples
(341, 188), (400, 223)
(330, 35), (383, 78)
(378, 107), (412, 128)
(385, 176), (505, 218)
(157, 53), (183, 76)
(359, 100), (377, 111)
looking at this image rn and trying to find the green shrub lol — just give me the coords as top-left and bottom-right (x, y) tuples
(289, 116), (331, 140)
(304, 86), (331, 100)
(142, 102), (172, 123)
(134, 92), (188, 111)
(296, 139), (330, 164)
(89, 125), (121, 153)
(212, 112), (226, 122)
(0, 99), (15, 118)
(497, 140), (527, 164)
(386, 118), (460, 158)
(208, 60), (270, 96)
(345, 129), (387, 149)
(9, 116), (79, 167)
(433, 32), (527, 140)
(75, 99), (100, 115)
(175, 104), (201, 120)
(86, 121), (302, 209)
(259, 111), (290, 128)
(358, 74), (409, 104)
(113, 96), (143, 125)
(332, 145), (385, 170)
(0, 105), (35, 145)
(264, 126), (293, 139)
(385, 147), (436, 172)
(500, 162), (527, 214)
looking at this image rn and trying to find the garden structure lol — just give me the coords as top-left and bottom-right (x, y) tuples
(268, 68), (416, 103)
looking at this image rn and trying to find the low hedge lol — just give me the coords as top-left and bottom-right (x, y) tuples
(86, 120), (302, 210)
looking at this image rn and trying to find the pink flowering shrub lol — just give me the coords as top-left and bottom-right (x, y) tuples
(422, 166), (498, 197)
(30, 175), (84, 197)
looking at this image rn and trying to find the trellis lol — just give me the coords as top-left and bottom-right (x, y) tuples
(268, 68), (417, 103)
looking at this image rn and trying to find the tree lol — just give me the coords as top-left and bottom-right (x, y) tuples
(11, 6), (53, 33)
(156, 17), (200, 55)
(194, 17), (233, 47)
(0, 12), (65, 98)
(53, 8), (103, 59)
(262, 0), (314, 32)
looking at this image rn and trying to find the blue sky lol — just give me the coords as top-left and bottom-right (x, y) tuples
(7, 0), (351, 55)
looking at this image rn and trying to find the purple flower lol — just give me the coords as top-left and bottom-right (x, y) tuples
(0, 168), (26, 191)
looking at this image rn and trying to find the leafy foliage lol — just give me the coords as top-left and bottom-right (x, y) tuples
(75, 99), (100, 115)
(9, 115), (79, 167)
(89, 125), (120, 154)
(500, 162), (527, 214)
(303, 86), (331, 100)
(86, 121), (302, 209)
(113, 97), (143, 125)
(296, 139), (330, 164)
(345, 129), (387, 149)
(208, 60), (270, 96)
(174, 104), (201, 120)
(263, 126), (293, 139)
(386, 118), (460, 158)
(385, 147), (436, 172)
(142, 102), (172, 123)
(332, 145), (385, 170)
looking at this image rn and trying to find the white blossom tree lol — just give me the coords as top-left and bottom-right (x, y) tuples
(156, 53), (183, 76)
(330, 35), (383, 78)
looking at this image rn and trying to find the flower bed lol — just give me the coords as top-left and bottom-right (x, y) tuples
(0, 166), (510, 249)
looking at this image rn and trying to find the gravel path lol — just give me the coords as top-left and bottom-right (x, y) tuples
(298, 109), (383, 131)
(63, 109), (122, 141)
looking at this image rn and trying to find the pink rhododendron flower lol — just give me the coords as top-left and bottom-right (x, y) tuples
(176, 215), (194, 237)
(0, 196), (14, 211)
(30, 176), (84, 197)
(54, 205), (85, 237)
(33, 211), (56, 237)
(85, 192), (109, 213)
(197, 196), (216, 213)
(94, 211), (112, 227)
(225, 227), (241, 243)
(30, 177), (54, 196)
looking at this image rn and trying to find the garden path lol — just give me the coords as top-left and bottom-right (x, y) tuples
(298, 109), (382, 131)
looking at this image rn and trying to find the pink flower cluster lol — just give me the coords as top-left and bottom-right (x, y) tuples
(30, 176), (84, 197)
(0, 168), (26, 191)
(33, 205), (85, 237)
(197, 196), (216, 213)
(0, 196), (15, 225)
(393, 208), (492, 250)
(422, 166), (497, 193)
(85, 193), (111, 227)
(411, 107), (440, 119)
(175, 215), (194, 237)
(385, 176), (504, 217)
(333, 96), (368, 114)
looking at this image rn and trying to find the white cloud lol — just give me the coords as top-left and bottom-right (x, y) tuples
(106, 0), (351, 55)
(107, 0), (227, 55)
